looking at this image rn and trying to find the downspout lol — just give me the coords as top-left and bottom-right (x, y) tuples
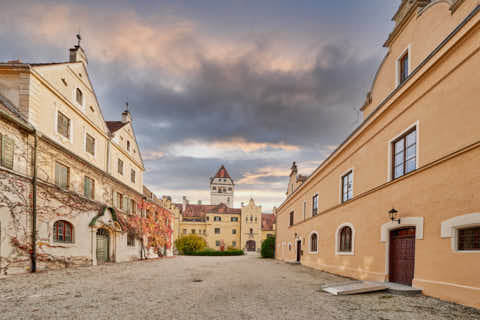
(31, 131), (38, 272)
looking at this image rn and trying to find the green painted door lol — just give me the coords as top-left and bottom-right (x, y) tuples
(96, 228), (109, 264)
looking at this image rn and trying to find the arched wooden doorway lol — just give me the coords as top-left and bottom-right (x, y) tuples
(96, 228), (110, 264)
(246, 240), (256, 252)
(389, 227), (415, 285)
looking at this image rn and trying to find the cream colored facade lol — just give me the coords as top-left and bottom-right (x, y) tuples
(276, 0), (480, 309)
(0, 42), (173, 275)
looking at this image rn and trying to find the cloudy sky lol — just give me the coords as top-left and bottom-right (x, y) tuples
(0, 0), (400, 212)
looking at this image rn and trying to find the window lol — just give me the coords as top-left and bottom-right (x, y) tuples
(75, 88), (83, 105)
(213, 186), (216, 190)
(232, 241), (236, 247)
(312, 195), (318, 216)
(341, 170), (353, 203)
(339, 226), (353, 252)
(232, 229), (237, 235)
(249, 228), (253, 234)
(215, 228), (220, 234)
(214, 216), (221, 222)
(310, 233), (318, 253)
(228, 187), (232, 191)
(399, 51), (409, 85)
(55, 162), (69, 189)
(116, 192), (123, 210)
(57, 111), (71, 139)
(458, 227), (480, 251)
(123, 196), (129, 213)
(127, 141), (130, 152)
(131, 169), (136, 183)
(85, 133), (95, 156)
(216, 240), (220, 247)
(130, 199), (136, 215)
(191, 229), (196, 234)
(231, 217), (238, 222)
(53, 220), (73, 243)
(289, 211), (294, 226)
(183, 229), (187, 235)
(392, 127), (417, 179)
(84, 176), (94, 199)
(118, 159), (124, 175)
(127, 233), (135, 247)
(0, 133), (15, 170)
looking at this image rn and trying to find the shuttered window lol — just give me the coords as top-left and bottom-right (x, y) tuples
(84, 176), (95, 199)
(55, 162), (69, 189)
(85, 133), (95, 156)
(57, 111), (70, 139)
(1, 134), (15, 170)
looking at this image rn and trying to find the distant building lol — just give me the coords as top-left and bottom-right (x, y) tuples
(173, 165), (275, 252)
(275, 0), (480, 309)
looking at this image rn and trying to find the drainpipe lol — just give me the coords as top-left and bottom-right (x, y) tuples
(31, 131), (38, 272)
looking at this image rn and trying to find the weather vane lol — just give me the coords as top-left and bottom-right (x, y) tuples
(76, 33), (82, 46)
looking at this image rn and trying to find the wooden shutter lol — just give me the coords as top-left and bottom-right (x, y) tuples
(2, 135), (14, 169)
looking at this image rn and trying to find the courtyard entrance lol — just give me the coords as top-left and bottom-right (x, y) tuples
(246, 240), (256, 252)
(389, 227), (415, 285)
(96, 228), (110, 264)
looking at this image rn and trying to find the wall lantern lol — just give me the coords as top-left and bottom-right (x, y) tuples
(388, 208), (400, 224)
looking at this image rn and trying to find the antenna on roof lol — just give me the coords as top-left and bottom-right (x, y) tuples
(125, 98), (129, 112)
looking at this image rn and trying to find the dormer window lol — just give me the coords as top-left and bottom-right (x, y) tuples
(75, 88), (83, 106)
(398, 48), (410, 85)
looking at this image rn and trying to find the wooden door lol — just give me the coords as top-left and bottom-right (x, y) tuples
(296, 240), (301, 262)
(389, 227), (415, 285)
(246, 240), (256, 252)
(96, 228), (109, 264)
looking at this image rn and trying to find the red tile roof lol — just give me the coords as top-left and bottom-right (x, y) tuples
(106, 121), (128, 133)
(214, 165), (232, 179)
(182, 203), (241, 218)
(261, 213), (275, 231)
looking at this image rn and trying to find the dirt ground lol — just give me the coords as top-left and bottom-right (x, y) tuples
(0, 255), (479, 320)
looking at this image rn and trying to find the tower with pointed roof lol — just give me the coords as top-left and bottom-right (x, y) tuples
(210, 165), (234, 207)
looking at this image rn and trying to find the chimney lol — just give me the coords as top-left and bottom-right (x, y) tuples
(69, 34), (88, 65)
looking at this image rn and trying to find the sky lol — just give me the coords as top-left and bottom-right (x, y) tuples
(0, 0), (400, 212)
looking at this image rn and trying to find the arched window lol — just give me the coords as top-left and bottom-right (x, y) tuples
(339, 226), (352, 252)
(250, 228), (253, 234)
(310, 233), (318, 253)
(53, 220), (73, 243)
(75, 88), (83, 105)
(127, 141), (131, 151)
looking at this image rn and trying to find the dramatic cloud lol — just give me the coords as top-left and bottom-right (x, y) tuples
(0, 0), (398, 210)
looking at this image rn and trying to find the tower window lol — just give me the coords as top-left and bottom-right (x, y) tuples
(75, 88), (83, 105)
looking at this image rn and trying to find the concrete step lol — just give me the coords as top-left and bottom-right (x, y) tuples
(322, 281), (388, 295)
(381, 282), (422, 295)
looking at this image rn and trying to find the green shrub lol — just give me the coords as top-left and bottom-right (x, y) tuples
(261, 236), (275, 258)
(185, 248), (244, 256)
(175, 234), (207, 255)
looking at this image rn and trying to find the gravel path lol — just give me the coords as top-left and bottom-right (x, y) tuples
(0, 255), (479, 320)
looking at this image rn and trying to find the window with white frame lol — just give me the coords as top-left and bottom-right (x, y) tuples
(312, 194), (318, 216)
(458, 227), (480, 251)
(55, 162), (70, 189)
(57, 111), (71, 139)
(341, 171), (353, 203)
(309, 232), (318, 253)
(398, 50), (409, 85)
(392, 126), (417, 179)
(85, 133), (95, 156)
(84, 176), (94, 199)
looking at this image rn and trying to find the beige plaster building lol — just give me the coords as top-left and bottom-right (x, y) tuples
(0, 40), (174, 275)
(174, 165), (275, 252)
(275, 0), (480, 309)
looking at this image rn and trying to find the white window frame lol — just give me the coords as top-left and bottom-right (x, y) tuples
(312, 193), (319, 216)
(308, 231), (319, 254)
(55, 108), (73, 143)
(395, 44), (411, 87)
(441, 213), (480, 253)
(84, 131), (96, 157)
(73, 86), (85, 112)
(339, 168), (354, 203)
(387, 121), (419, 182)
(335, 223), (355, 256)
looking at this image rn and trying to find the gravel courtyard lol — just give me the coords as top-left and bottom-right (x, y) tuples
(0, 255), (479, 320)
